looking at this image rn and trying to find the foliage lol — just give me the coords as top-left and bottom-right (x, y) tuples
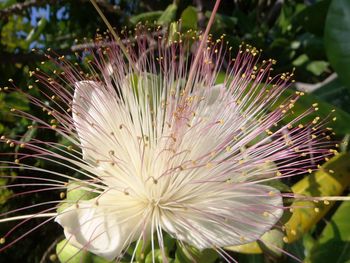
(0, 0), (350, 262)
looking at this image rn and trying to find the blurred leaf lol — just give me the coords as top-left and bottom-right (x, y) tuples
(293, 54), (309, 66)
(180, 6), (197, 31)
(174, 242), (218, 263)
(0, 0), (16, 8)
(284, 232), (315, 263)
(145, 249), (169, 263)
(227, 153), (350, 255)
(25, 17), (47, 47)
(325, 0), (350, 90)
(312, 76), (350, 113)
(226, 229), (284, 256)
(91, 254), (115, 263)
(298, 33), (325, 60)
(284, 153), (350, 243)
(281, 89), (350, 136)
(205, 11), (237, 36)
(1, 16), (32, 51)
(129, 11), (163, 25)
(296, 0), (331, 36)
(234, 253), (265, 263)
(0, 188), (12, 205)
(134, 239), (151, 262)
(306, 60), (329, 76)
(307, 195), (350, 263)
(157, 4), (177, 26)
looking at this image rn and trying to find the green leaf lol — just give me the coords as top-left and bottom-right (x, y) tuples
(293, 54), (309, 66)
(66, 180), (98, 201)
(284, 153), (350, 243)
(91, 254), (115, 263)
(145, 249), (168, 263)
(25, 17), (47, 47)
(307, 195), (350, 263)
(174, 242), (218, 263)
(306, 60), (329, 76)
(281, 89), (350, 136)
(57, 181), (98, 213)
(296, 0), (331, 36)
(56, 239), (92, 263)
(226, 229), (284, 256)
(325, 0), (350, 90)
(312, 76), (350, 113)
(0, 188), (12, 205)
(180, 6), (197, 31)
(227, 153), (350, 254)
(157, 4), (177, 26)
(129, 11), (163, 25)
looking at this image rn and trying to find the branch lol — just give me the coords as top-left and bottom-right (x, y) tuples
(295, 73), (338, 93)
(0, 0), (120, 20)
(0, 30), (165, 64)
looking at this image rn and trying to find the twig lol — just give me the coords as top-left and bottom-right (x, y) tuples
(0, 0), (120, 20)
(0, 31), (164, 64)
(295, 73), (337, 93)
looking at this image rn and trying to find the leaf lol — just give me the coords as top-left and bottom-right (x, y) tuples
(66, 180), (98, 201)
(57, 181), (98, 213)
(306, 60), (329, 76)
(0, 188), (12, 205)
(296, 0), (331, 36)
(280, 89), (350, 136)
(292, 54), (309, 66)
(180, 6), (197, 31)
(284, 153), (350, 243)
(145, 249), (168, 263)
(129, 11), (163, 25)
(157, 4), (177, 26)
(325, 0), (350, 90)
(312, 76), (350, 113)
(56, 239), (92, 263)
(226, 229), (284, 256)
(226, 153), (350, 254)
(307, 195), (350, 263)
(174, 242), (218, 263)
(25, 17), (47, 47)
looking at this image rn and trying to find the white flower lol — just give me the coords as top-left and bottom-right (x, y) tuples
(0, 28), (330, 262)
(54, 66), (285, 259)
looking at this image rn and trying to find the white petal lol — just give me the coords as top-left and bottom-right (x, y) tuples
(161, 184), (283, 249)
(55, 192), (145, 260)
(73, 81), (110, 162)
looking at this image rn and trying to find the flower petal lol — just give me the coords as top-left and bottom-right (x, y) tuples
(55, 191), (146, 260)
(73, 81), (109, 162)
(161, 184), (283, 249)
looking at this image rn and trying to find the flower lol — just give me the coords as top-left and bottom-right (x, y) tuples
(56, 47), (288, 260)
(0, 26), (332, 263)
